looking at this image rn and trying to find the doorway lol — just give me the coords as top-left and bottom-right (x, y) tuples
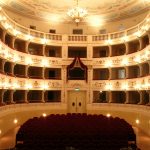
(68, 91), (86, 113)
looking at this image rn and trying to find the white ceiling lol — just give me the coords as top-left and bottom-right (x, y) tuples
(0, 0), (150, 23)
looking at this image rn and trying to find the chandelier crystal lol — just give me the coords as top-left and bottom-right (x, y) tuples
(67, 0), (87, 25)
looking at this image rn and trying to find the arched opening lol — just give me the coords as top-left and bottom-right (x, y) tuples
(5, 34), (12, 48)
(4, 62), (12, 75)
(128, 91), (140, 104)
(13, 90), (25, 103)
(14, 64), (26, 77)
(14, 39), (26, 53)
(27, 90), (42, 102)
(111, 91), (126, 103)
(3, 90), (12, 104)
(93, 91), (107, 103)
(44, 90), (61, 102)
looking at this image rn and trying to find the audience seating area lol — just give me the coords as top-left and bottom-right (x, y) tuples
(16, 113), (136, 150)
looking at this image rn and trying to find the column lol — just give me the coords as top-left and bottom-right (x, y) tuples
(0, 90), (5, 104)
(138, 91), (143, 104)
(41, 91), (45, 102)
(62, 45), (68, 59)
(61, 88), (65, 103)
(61, 65), (67, 103)
(11, 36), (16, 49)
(87, 65), (93, 104)
(42, 67), (45, 79)
(108, 45), (112, 57)
(2, 30), (6, 43)
(42, 45), (46, 56)
(139, 38), (143, 51)
(106, 91), (109, 103)
(10, 90), (15, 103)
(1, 59), (5, 73)
(25, 65), (28, 77)
(87, 44), (93, 59)
(138, 64), (143, 77)
(25, 41), (29, 53)
(25, 90), (29, 103)
(11, 63), (15, 76)
(108, 91), (113, 103)
(125, 42), (129, 54)
(62, 65), (67, 84)
(125, 66), (129, 79)
(125, 91), (129, 104)
(146, 90), (150, 105)
(87, 65), (93, 83)
(109, 68), (112, 80)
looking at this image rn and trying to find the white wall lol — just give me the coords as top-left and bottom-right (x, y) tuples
(0, 103), (150, 138)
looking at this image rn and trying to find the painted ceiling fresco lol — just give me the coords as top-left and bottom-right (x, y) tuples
(0, 0), (149, 22)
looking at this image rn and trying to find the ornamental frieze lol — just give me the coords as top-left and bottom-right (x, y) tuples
(128, 81), (136, 88)
(93, 82), (106, 89)
(48, 81), (62, 88)
(49, 59), (61, 65)
(128, 56), (135, 63)
(0, 53), (5, 57)
(32, 58), (41, 64)
(93, 60), (105, 65)
(18, 80), (25, 88)
(112, 59), (121, 65)
(8, 79), (12, 85)
(67, 81), (87, 88)
(33, 81), (40, 88)
(1, 77), (5, 83)
(8, 52), (14, 60)
(114, 81), (121, 88)
(19, 55), (25, 62)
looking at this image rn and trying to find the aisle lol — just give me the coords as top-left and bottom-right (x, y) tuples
(133, 127), (150, 150)
(0, 126), (20, 150)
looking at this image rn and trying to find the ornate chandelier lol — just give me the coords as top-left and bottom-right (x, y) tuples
(67, 0), (88, 25)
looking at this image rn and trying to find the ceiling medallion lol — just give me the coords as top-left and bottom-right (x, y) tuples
(67, 0), (88, 25)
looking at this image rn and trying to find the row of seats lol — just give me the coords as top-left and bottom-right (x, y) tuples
(16, 113), (136, 150)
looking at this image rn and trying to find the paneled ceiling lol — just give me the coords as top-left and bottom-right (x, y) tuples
(0, 0), (150, 24)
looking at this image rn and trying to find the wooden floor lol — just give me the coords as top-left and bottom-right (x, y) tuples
(0, 126), (150, 150)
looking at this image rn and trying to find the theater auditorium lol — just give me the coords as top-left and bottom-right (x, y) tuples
(0, 0), (150, 150)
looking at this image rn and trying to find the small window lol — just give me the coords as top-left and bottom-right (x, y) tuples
(30, 25), (36, 30)
(99, 29), (106, 34)
(73, 29), (83, 34)
(118, 69), (125, 79)
(49, 29), (56, 33)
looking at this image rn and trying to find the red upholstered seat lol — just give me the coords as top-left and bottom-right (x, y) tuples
(16, 113), (136, 150)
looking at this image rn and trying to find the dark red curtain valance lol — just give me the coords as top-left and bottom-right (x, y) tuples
(67, 57), (88, 81)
